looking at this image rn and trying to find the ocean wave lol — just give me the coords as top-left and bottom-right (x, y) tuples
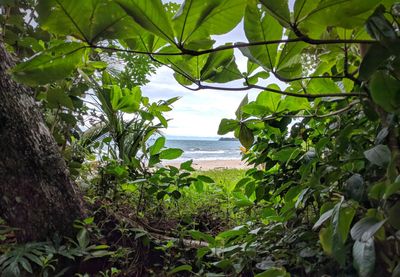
(185, 150), (226, 154)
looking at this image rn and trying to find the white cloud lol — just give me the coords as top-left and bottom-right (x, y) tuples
(142, 0), (295, 137)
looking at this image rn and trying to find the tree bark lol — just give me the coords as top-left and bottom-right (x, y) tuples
(0, 42), (84, 242)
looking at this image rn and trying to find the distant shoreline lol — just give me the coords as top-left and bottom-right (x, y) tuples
(164, 159), (250, 171)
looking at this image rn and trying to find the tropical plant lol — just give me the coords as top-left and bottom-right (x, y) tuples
(2, 0), (400, 275)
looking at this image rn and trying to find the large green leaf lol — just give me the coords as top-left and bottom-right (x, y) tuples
(259, 0), (291, 28)
(173, 0), (245, 44)
(12, 42), (86, 85)
(353, 238), (375, 277)
(218, 119), (239, 135)
(159, 148), (183, 160)
(350, 217), (386, 241)
(275, 33), (307, 79)
(364, 144), (391, 167)
(370, 71), (400, 112)
(299, 0), (382, 35)
(239, 124), (254, 149)
(149, 137), (166, 156)
(200, 47), (241, 83)
(244, 0), (283, 71)
(256, 87), (282, 113)
(116, 0), (175, 44)
(359, 44), (391, 80)
(38, 0), (138, 43)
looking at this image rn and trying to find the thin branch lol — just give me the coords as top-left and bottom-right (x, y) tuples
(261, 100), (361, 121)
(186, 82), (368, 99)
(90, 37), (377, 57)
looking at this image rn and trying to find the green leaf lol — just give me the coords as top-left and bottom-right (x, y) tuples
(239, 124), (254, 149)
(370, 71), (400, 112)
(189, 230), (216, 244)
(180, 160), (195, 171)
(364, 144), (391, 167)
(218, 119), (239, 135)
(149, 137), (166, 155)
(275, 36), (306, 79)
(77, 229), (90, 248)
(159, 148), (183, 160)
(255, 267), (290, 277)
(197, 175), (214, 183)
(359, 44), (391, 80)
(173, 0), (245, 44)
(244, 0), (283, 71)
(38, 0), (138, 42)
(256, 88), (282, 113)
(259, 0), (290, 27)
(12, 42), (86, 86)
(242, 103), (269, 116)
(236, 94), (249, 120)
(271, 147), (301, 163)
(116, 0), (175, 43)
(350, 217), (387, 241)
(313, 209), (334, 230)
(47, 89), (74, 109)
(353, 238), (375, 277)
(200, 46), (241, 82)
(300, 0), (382, 32)
(167, 265), (192, 275)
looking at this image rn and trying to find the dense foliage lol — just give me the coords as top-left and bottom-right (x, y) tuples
(1, 0), (400, 276)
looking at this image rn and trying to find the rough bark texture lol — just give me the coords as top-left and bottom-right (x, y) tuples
(0, 42), (84, 242)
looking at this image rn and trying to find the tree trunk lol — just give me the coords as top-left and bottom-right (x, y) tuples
(0, 42), (84, 242)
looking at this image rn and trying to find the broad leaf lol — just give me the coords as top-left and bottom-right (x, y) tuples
(353, 238), (375, 277)
(350, 217), (386, 241)
(218, 119), (239, 135)
(364, 144), (391, 167)
(159, 148), (183, 160)
(244, 0), (283, 71)
(149, 137), (166, 155)
(38, 0), (138, 43)
(370, 71), (400, 112)
(116, 0), (175, 44)
(173, 0), (245, 44)
(12, 42), (86, 85)
(259, 0), (291, 28)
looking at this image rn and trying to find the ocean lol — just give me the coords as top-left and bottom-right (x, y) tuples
(164, 138), (242, 161)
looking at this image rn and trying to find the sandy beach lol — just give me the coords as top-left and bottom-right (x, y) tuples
(164, 159), (250, 171)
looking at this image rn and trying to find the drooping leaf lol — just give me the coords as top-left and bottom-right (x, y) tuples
(38, 0), (138, 42)
(256, 87), (282, 113)
(116, 0), (175, 44)
(244, 0), (283, 71)
(173, 0), (245, 44)
(359, 44), (391, 80)
(259, 0), (291, 28)
(200, 46), (241, 83)
(239, 124), (254, 149)
(353, 238), (375, 277)
(369, 71), (400, 112)
(350, 217), (386, 241)
(12, 42), (86, 85)
(364, 144), (391, 167)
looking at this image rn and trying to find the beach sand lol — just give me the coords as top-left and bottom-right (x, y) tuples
(164, 159), (250, 171)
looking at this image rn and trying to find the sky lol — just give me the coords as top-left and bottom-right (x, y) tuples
(142, 0), (292, 138)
